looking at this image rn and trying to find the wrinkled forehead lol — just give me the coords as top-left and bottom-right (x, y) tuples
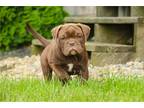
(59, 24), (83, 35)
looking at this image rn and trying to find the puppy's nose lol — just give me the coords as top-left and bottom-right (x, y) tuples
(69, 42), (75, 46)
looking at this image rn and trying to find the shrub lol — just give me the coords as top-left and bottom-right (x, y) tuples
(0, 6), (68, 51)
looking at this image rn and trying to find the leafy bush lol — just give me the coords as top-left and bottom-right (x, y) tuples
(0, 6), (68, 51)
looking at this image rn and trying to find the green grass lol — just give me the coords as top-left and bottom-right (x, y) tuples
(0, 76), (144, 101)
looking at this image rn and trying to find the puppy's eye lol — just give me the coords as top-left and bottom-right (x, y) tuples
(77, 33), (82, 38)
(77, 33), (81, 36)
(60, 35), (65, 39)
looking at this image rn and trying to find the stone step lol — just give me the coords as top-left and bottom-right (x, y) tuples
(64, 17), (140, 24)
(32, 39), (135, 52)
(86, 42), (135, 52)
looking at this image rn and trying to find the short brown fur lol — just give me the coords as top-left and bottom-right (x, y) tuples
(26, 23), (90, 84)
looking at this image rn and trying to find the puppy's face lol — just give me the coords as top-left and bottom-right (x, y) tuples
(58, 25), (85, 56)
(51, 23), (90, 56)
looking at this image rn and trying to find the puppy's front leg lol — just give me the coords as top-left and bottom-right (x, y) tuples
(81, 68), (89, 81)
(78, 67), (89, 84)
(79, 62), (89, 84)
(51, 64), (71, 84)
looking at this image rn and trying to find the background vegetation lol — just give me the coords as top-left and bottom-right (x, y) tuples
(0, 6), (68, 51)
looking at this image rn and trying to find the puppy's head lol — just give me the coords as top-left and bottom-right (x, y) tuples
(51, 23), (90, 56)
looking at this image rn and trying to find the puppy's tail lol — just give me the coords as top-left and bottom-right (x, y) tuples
(26, 23), (49, 47)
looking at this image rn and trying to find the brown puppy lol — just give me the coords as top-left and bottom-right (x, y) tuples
(26, 23), (90, 84)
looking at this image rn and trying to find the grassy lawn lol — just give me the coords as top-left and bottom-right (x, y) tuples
(0, 76), (144, 101)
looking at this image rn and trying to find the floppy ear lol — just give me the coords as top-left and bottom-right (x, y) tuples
(77, 23), (90, 41)
(51, 25), (63, 39)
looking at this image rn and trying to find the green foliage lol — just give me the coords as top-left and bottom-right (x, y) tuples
(0, 76), (144, 101)
(0, 6), (68, 51)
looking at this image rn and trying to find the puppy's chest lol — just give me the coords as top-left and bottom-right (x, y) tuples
(66, 63), (81, 75)
(67, 63), (74, 72)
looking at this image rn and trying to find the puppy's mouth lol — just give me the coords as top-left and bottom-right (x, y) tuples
(70, 49), (77, 55)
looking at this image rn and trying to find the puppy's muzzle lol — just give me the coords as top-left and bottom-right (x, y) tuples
(70, 49), (77, 55)
(68, 42), (79, 55)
